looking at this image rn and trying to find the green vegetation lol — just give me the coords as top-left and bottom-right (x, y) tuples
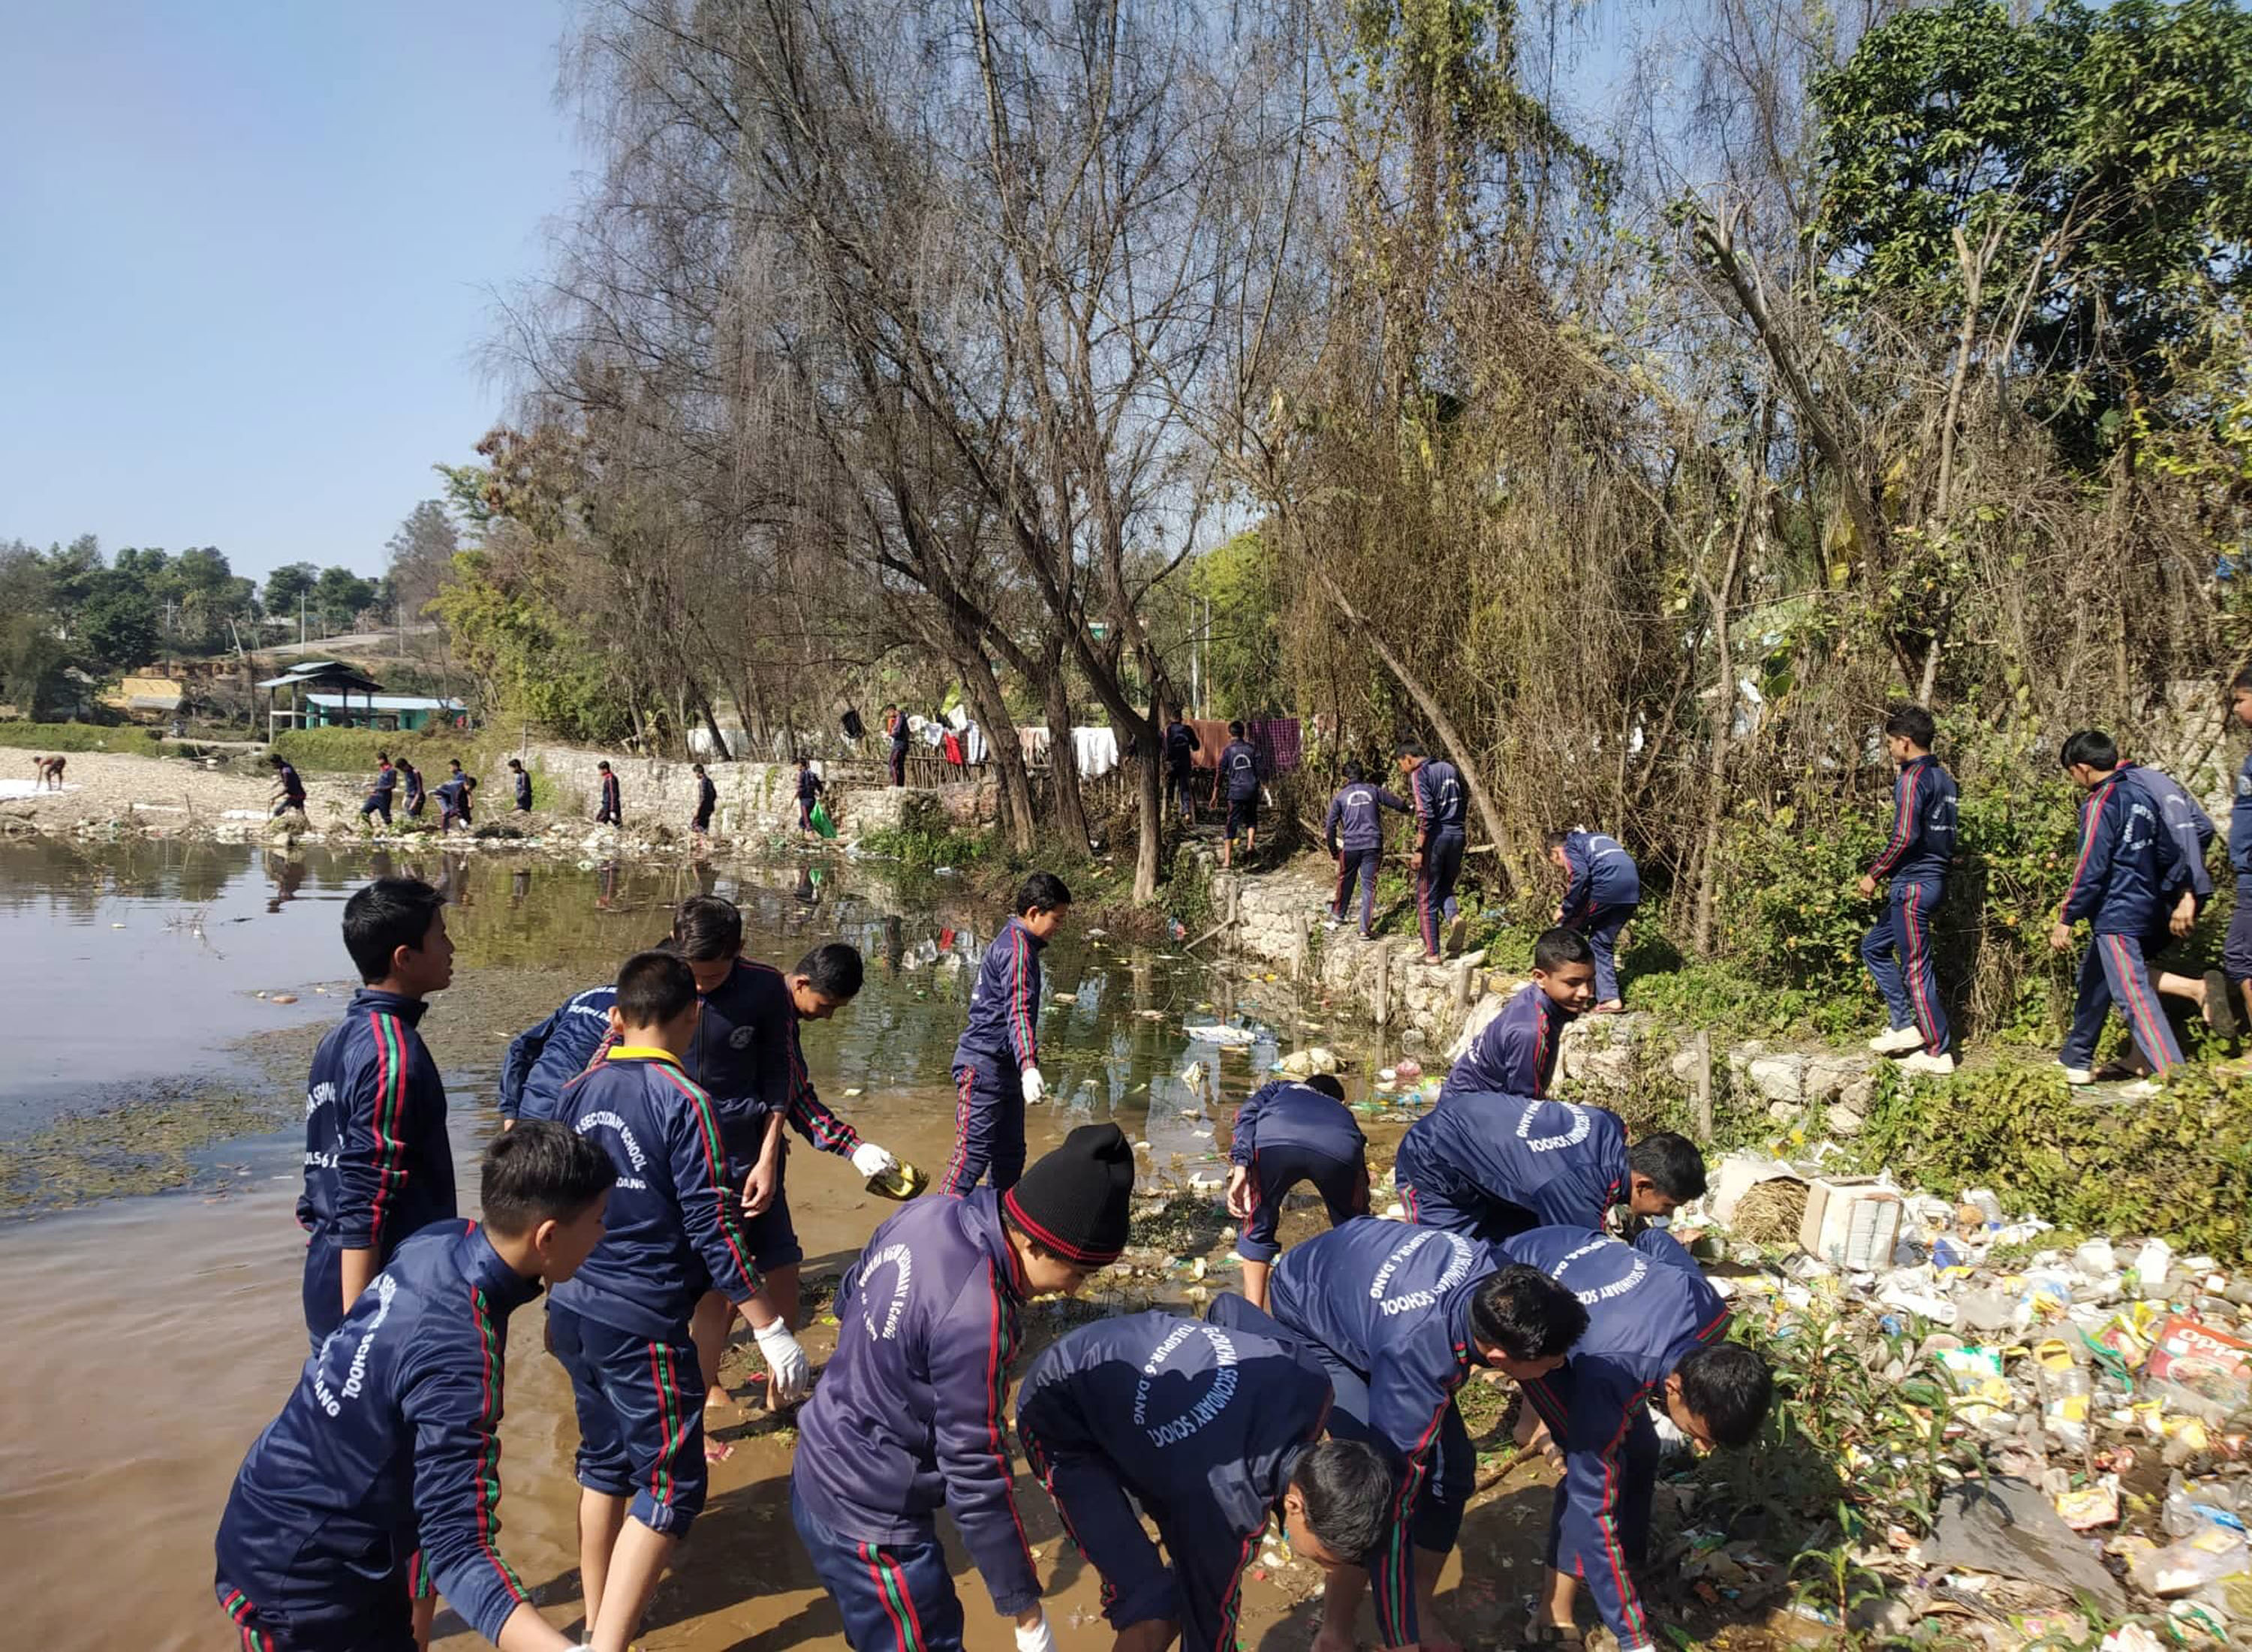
(269, 727), (471, 775)
(0, 721), (160, 754)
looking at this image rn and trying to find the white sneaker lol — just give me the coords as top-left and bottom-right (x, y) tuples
(2057, 1063), (2095, 1085)
(1900, 1050), (1955, 1076)
(1322, 916), (1341, 931)
(1868, 1026), (1925, 1055)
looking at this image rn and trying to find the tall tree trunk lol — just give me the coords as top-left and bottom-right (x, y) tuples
(1692, 411), (1766, 955)
(1036, 639), (1089, 847)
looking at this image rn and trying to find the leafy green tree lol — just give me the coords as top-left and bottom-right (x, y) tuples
(263, 561), (319, 619)
(310, 565), (377, 633)
(77, 586), (160, 670)
(0, 546), (65, 715)
(1188, 531), (1287, 718)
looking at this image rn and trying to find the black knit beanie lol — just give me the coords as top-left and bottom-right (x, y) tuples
(1003, 1122), (1135, 1266)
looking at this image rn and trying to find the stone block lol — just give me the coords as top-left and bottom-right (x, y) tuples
(1747, 1054), (1806, 1104)
(1826, 1103), (1865, 1138)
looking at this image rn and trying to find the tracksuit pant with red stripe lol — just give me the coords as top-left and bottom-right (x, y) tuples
(1417, 830), (1465, 955)
(547, 1304), (709, 1533)
(942, 1061), (1025, 1193)
(792, 1478), (964, 1652)
(1573, 901), (1639, 1006)
(2061, 928), (2184, 1074)
(1333, 847), (1380, 934)
(1860, 876), (1949, 1054)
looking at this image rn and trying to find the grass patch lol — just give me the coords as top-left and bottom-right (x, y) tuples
(0, 721), (158, 753)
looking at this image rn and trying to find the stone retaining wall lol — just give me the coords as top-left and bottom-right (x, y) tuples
(519, 743), (995, 837)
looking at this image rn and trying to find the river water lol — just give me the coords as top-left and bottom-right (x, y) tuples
(0, 839), (1496, 1651)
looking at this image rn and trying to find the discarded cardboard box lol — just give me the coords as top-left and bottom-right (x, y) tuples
(1799, 1175), (1904, 1272)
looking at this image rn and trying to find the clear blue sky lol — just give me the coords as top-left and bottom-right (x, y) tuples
(0, 0), (584, 582)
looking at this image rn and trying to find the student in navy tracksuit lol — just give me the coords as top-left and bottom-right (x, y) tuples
(1164, 715), (1202, 824)
(1396, 741), (1468, 960)
(547, 950), (809, 1652)
(1215, 1221), (1586, 1652)
(1213, 721), (1260, 868)
(2118, 757), (2224, 1028)
(1325, 761), (1411, 938)
(269, 753), (307, 817)
(1395, 1096), (1706, 1244)
(595, 760), (622, 824)
(1224, 1073), (1368, 1308)
(945, 874), (1071, 1194)
(499, 983), (619, 1126)
(398, 758), (426, 820)
(1854, 706), (1961, 1074)
(886, 704), (910, 786)
(792, 1124), (1135, 1652)
(1444, 928), (1597, 1100)
(1504, 1228), (1772, 1652)
(1547, 829), (1642, 1010)
(2226, 667), (2252, 1035)
(2053, 730), (2190, 1082)
(299, 879), (458, 1348)
(507, 757), (532, 812)
(435, 774), (474, 833)
(360, 754), (397, 826)
(797, 758), (825, 835)
(217, 1124), (616, 1652)
(1016, 1312), (1395, 1652)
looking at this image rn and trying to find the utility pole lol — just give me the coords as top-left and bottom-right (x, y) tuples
(299, 591), (306, 647)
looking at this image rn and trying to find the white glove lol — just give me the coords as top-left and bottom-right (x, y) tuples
(1013, 1614), (1057, 1652)
(753, 1317), (811, 1406)
(851, 1142), (899, 1178)
(1022, 1067), (1046, 1104)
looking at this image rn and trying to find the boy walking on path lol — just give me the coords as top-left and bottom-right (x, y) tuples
(360, 752), (397, 828)
(943, 874), (1070, 1194)
(1443, 928), (1596, 1100)
(269, 753), (306, 817)
(217, 1124), (615, 1652)
(691, 763), (718, 838)
(398, 757), (425, 820)
(2052, 730), (2191, 1087)
(509, 757), (532, 813)
(1857, 706), (1961, 1076)
(2118, 757), (2224, 1030)
(299, 877), (458, 1347)
(1214, 721), (1260, 868)
(1164, 714), (1202, 825)
(1016, 1310), (1394, 1652)
(1504, 1227), (1771, 1652)
(1325, 762), (1411, 938)
(1215, 1221), (1588, 1652)
(1223, 1073), (1369, 1309)
(1394, 1099), (1704, 1244)
(595, 760), (622, 826)
(1546, 829), (1641, 1010)
(546, 950), (810, 1652)
(791, 1124), (1136, 1652)
(1396, 742), (1468, 961)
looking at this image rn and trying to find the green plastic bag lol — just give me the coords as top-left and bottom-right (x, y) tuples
(809, 800), (838, 839)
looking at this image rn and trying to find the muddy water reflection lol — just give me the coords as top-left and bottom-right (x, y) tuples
(0, 841), (1320, 1650)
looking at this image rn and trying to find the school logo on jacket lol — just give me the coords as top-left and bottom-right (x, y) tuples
(859, 1242), (914, 1341)
(1517, 1100), (1591, 1154)
(1549, 1234), (1648, 1306)
(1134, 1321), (1239, 1447)
(1369, 1229), (1477, 1317)
(729, 1026), (756, 1049)
(313, 1273), (397, 1418)
(574, 1109), (649, 1190)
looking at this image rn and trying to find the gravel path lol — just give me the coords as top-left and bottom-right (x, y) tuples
(0, 750), (368, 831)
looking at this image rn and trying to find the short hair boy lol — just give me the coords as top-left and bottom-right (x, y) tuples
(360, 751), (396, 827)
(1443, 928), (1594, 1100)
(1395, 741), (1468, 961)
(1017, 1310), (1393, 1652)
(546, 949), (810, 1651)
(691, 761), (717, 837)
(299, 877), (457, 1344)
(943, 873), (1072, 1193)
(1545, 829), (1642, 1011)
(217, 1122), (614, 1652)
(792, 1124), (1136, 1652)
(1506, 1227), (1771, 1652)
(1856, 705), (1960, 1074)
(508, 756), (532, 812)
(1326, 763), (1411, 938)
(1224, 1073), (1369, 1309)
(595, 760), (622, 826)
(1213, 721), (1260, 868)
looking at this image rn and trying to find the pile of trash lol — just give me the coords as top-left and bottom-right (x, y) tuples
(1689, 1151), (2252, 1645)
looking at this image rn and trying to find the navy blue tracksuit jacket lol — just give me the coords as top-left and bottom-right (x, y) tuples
(1866, 754), (1958, 886)
(793, 1190), (1043, 1614)
(599, 771), (622, 823)
(299, 989), (457, 1343)
(2061, 769), (2174, 935)
(1325, 781), (1409, 853)
(2118, 763), (2214, 908)
(498, 984), (616, 1123)
(1227, 1080), (1367, 1262)
(1558, 832), (1641, 919)
(1164, 721), (1200, 772)
(548, 1050), (764, 1339)
(513, 769), (531, 811)
(1218, 739), (1260, 801)
(1016, 1312), (1332, 1652)
(1413, 760), (1465, 838)
(1445, 982), (1573, 1100)
(2234, 749), (2252, 884)
(690, 958), (863, 1173)
(216, 1222), (541, 1649)
(945, 918), (1045, 1194)
(1268, 1219), (1496, 1648)
(1395, 1094), (1627, 1241)
(1504, 1228), (1730, 1652)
